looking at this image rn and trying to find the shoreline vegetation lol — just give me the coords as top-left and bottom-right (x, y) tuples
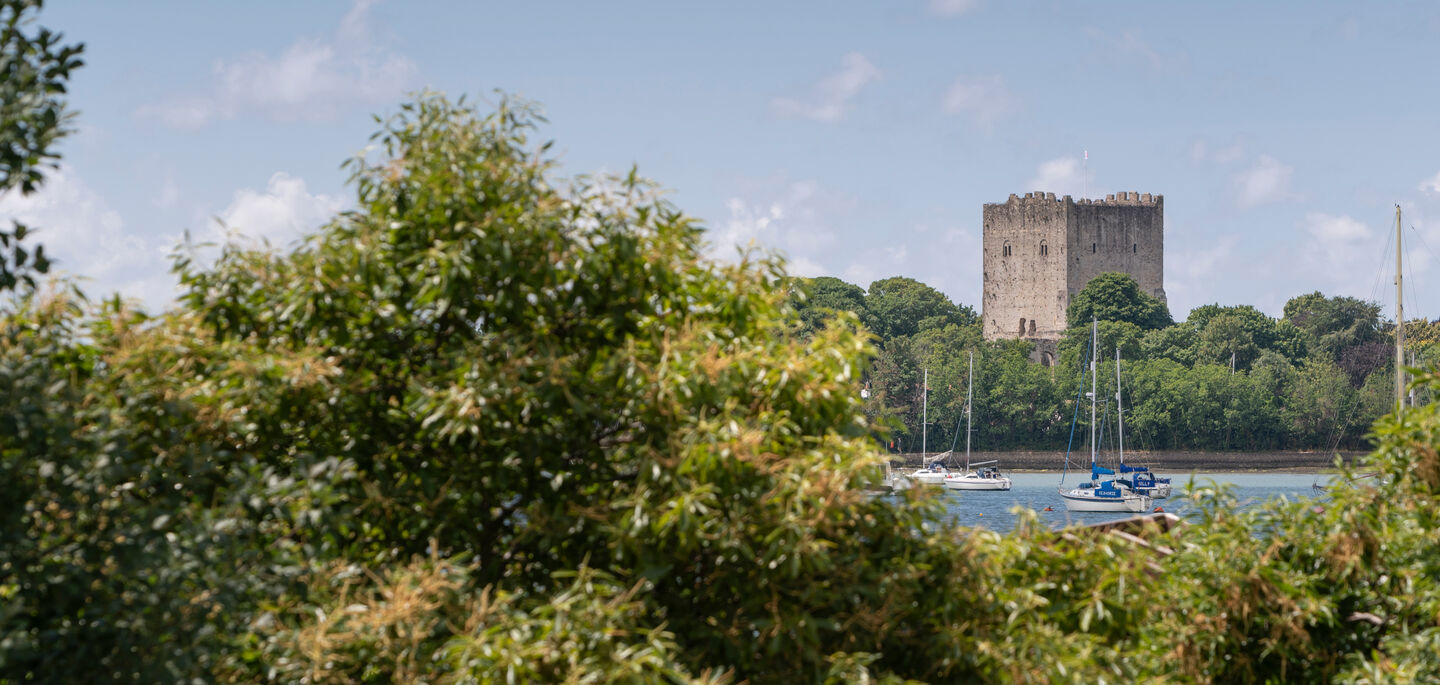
(894, 449), (1364, 472)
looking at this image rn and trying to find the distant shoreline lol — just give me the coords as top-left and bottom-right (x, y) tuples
(891, 450), (1364, 473)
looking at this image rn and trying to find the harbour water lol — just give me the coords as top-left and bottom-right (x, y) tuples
(917, 471), (1331, 531)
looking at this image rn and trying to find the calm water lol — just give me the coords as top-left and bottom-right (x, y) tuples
(910, 471), (1331, 531)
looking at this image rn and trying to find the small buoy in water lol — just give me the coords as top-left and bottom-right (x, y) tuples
(1043, 506), (1054, 512)
(977, 513), (983, 517)
(1153, 506), (1164, 513)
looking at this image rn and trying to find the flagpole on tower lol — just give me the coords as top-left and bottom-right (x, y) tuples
(1083, 149), (1088, 199)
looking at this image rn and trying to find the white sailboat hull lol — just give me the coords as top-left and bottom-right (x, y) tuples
(1058, 487), (1152, 513)
(909, 471), (949, 485)
(945, 475), (1012, 491)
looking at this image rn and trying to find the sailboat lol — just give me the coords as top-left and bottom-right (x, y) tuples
(946, 350), (1012, 491)
(1059, 319), (1152, 513)
(907, 368), (955, 485)
(1110, 348), (1171, 499)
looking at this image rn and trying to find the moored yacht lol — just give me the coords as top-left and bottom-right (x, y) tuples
(944, 351), (1012, 491)
(1059, 319), (1152, 513)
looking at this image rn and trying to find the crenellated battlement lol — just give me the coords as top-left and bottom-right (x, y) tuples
(1089, 190), (1161, 206)
(990, 190), (1162, 208)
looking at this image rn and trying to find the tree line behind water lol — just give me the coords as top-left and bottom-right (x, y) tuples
(790, 273), (1440, 453)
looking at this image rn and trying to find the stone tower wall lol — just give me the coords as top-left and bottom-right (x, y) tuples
(981, 192), (1070, 341)
(982, 190), (1164, 346)
(1067, 192), (1165, 304)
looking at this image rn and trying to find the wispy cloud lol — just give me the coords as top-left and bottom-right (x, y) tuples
(711, 179), (842, 272)
(138, 0), (418, 127)
(1164, 235), (1237, 317)
(1026, 157), (1086, 198)
(1419, 170), (1440, 194)
(771, 53), (882, 123)
(1301, 212), (1374, 291)
(927, 0), (981, 18)
(941, 74), (1021, 130)
(1233, 155), (1298, 207)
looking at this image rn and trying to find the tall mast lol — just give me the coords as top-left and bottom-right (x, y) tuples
(922, 367), (928, 459)
(1090, 317), (1098, 469)
(1116, 347), (1125, 467)
(965, 351), (974, 468)
(1396, 205), (1405, 411)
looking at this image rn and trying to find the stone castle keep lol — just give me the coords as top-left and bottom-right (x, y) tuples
(981, 191), (1165, 361)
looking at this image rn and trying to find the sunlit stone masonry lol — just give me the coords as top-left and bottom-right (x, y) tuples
(981, 190), (1166, 365)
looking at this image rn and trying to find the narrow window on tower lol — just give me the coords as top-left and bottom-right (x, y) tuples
(1091, 242), (1096, 253)
(1133, 243), (1137, 254)
(1040, 241), (1048, 257)
(1003, 241), (1011, 257)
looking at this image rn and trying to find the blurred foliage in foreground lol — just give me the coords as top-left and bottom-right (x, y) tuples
(4, 92), (1440, 683)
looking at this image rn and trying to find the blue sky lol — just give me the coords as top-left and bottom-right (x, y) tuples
(5, 0), (1440, 321)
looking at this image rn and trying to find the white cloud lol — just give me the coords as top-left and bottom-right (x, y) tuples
(1163, 235), (1237, 318)
(927, 0), (980, 17)
(1233, 155), (1297, 207)
(1419, 171), (1440, 194)
(212, 172), (344, 247)
(842, 262), (880, 290)
(138, 0), (418, 127)
(1026, 157), (1086, 198)
(771, 53), (881, 123)
(0, 168), (176, 307)
(711, 180), (840, 264)
(1301, 212), (1374, 295)
(941, 74), (1021, 129)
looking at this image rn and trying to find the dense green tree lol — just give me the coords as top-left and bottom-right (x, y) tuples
(869, 334), (922, 448)
(1197, 313), (1261, 370)
(1250, 349), (1295, 397)
(788, 275), (870, 339)
(1404, 317), (1440, 346)
(910, 323), (985, 452)
(1283, 291), (1383, 362)
(0, 0), (82, 290)
(1057, 319), (1145, 371)
(1188, 303), (1308, 363)
(1141, 323), (1199, 366)
(865, 275), (976, 340)
(1282, 358), (1356, 447)
(1066, 271), (1172, 330)
(974, 339), (1066, 450)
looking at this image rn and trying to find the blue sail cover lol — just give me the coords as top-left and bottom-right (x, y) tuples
(1119, 464), (1149, 473)
(1090, 465), (1115, 478)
